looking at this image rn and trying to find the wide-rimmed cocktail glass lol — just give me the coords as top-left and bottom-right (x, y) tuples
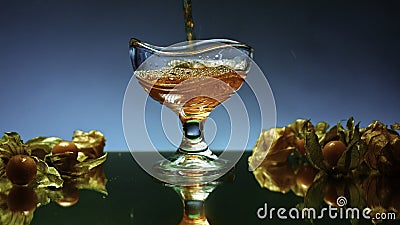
(129, 38), (253, 183)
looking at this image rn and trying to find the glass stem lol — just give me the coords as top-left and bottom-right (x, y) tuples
(179, 200), (209, 225)
(179, 119), (208, 153)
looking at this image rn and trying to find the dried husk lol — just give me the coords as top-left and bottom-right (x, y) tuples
(252, 163), (296, 193)
(249, 127), (296, 170)
(361, 121), (400, 174)
(72, 130), (106, 159)
(361, 174), (400, 223)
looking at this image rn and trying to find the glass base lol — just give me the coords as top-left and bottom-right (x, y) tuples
(152, 149), (229, 185)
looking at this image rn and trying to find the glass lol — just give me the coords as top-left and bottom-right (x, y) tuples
(129, 38), (253, 183)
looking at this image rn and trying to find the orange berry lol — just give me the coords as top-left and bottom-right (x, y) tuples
(52, 141), (79, 159)
(6, 154), (37, 185)
(322, 141), (346, 167)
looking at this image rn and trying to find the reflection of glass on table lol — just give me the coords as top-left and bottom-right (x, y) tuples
(166, 169), (235, 225)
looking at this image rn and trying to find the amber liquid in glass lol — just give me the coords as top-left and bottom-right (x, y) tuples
(136, 63), (245, 123)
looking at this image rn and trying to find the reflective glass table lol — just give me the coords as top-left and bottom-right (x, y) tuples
(15, 152), (396, 225)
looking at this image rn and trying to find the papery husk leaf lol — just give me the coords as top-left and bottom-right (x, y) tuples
(72, 165), (108, 195)
(362, 175), (400, 223)
(0, 191), (7, 210)
(49, 153), (107, 176)
(249, 128), (295, 170)
(0, 178), (12, 193)
(35, 187), (63, 207)
(346, 117), (355, 132)
(305, 131), (327, 171)
(337, 121), (348, 145)
(379, 143), (400, 173)
(0, 148), (11, 161)
(72, 130), (106, 159)
(249, 130), (274, 170)
(347, 179), (366, 209)
(0, 209), (10, 225)
(357, 141), (368, 165)
(315, 122), (329, 140)
(0, 158), (5, 177)
(304, 175), (327, 223)
(391, 123), (400, 131)
(32, 157), (63, 188)
(336, 143), (361, 173)
(49, 152), (80, 175)
(26, 136), (63, 159)
(287, 119), (311, 138)
(0, 209), (34, 225)
(337, 123), (367, 172)
(252, 163), (295, 193)
(77, 152), (89, 162)
(0, 209), (14, 225)
(322, 125), (339, 146)
(346, 179), (365, 225)
(75, 153), (107, 172)
(361, 121), (400, 174)
(349, 123), (361, 146)
(0, 132), (30, 159)
(347, 118), (355, 145)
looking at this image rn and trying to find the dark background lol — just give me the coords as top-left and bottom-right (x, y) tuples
(1, 0), (399, 150)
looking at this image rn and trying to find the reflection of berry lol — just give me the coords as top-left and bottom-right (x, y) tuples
(6, 155), (37, 185)
(56, 183), (80, 207)
(322, 141), (346, 167)
(323, 183), (339, 207)
(295, 139), (306, 156)
(390, 191), (400, 212)
(7, 186), (38, 213)
(363, 175), (400, 214)
(296, 165), (318, 190)
(52, 141), (79, 159)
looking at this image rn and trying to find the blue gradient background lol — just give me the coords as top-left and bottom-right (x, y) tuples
(1, 0), (399, 151)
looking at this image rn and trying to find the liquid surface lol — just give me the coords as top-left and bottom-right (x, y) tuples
(136, 62), (245, 122)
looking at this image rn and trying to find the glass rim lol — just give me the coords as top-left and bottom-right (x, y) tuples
(129, 38), (253, 57)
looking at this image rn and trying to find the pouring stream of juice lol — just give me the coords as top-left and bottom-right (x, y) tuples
(183, 0), (195, 41)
